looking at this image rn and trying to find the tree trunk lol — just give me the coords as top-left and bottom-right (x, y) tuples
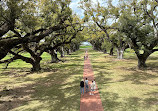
(32, 62), (41, 72)
(116, 48), (124, 59)
(66, 49), (71, 55)
(66, 50), (69, 55)
(93, 47), (97, 50)
(65, 48), (70, 55)
(110, 47), (114, 56)
(0, 51), (8, 60)
(50, 50), (59, 63)
(60, 47), (64, 58)
(137, 55), (148, 69)
(68, 49), (71, 55)
(31, 57), (42, 71)
(103, 49), (107, 54)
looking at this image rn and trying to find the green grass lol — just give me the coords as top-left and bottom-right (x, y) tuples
(79, 45), (92, 49)
(88, 49), (158, 111)
(0, 50), (85, 111)
(0, 52), (52, 69)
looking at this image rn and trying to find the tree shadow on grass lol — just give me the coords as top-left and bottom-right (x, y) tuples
(47, 64), (83, 69)
(144, 97), (158, 107)
(101, 92), (121, 111)
(101, 92), (149, 111)
(124, 55), (138, 60)
(94, 70), (112, 85)
(91, 63), (158, 110)
(69, 55), (82, 58)
(0, 66), (83, 111)
(101, 93), (158, 111)
(119, 68), (158, 85)
(124, 96), (158, 110)
(148, 55), (158, 60)
(0, 83), (35, 111)
(0, 66), (59, 78)
(123, 97), (143, 111)
(143, 91), (158, 107)
(88, 53), (104, 58)
(0, 50), (85, 111)
(91, 59), (115, 68)
(146, 62), (158, 74)
(29, 69), (83, 111)
(0, 67), (31, 77)
(71, 58), (84, 62)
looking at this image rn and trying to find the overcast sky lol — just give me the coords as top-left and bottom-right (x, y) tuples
(69, 0), (119, 18)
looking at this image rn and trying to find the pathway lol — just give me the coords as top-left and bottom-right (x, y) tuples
(80, 51), (104, 111)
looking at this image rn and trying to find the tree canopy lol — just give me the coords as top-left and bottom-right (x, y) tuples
(80, 0), (158, 68)
(0, 0), (84, 71)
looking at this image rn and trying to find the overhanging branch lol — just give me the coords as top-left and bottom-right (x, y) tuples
(0, 56), (19, 64)
(0, 24), (74, 60)
(152, 49), (158, 53)
(45, 29), (82, 51)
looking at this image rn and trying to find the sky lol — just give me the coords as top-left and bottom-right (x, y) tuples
(69, 0), (119, 18)
(69, 0), (119, 43)
(69, 0), (104, 18)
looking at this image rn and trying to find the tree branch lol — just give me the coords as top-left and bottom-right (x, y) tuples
(0, 24), (73, 60)
(24, 28), (47, 37)
(143, 0), (157, 28)
(22, 43), (37, 59)
(152, 49), (158, 53)
(0, 56), (19, 64)
(45, 29), (82, 51)
(0, 23), (10, 37)
(9, 51), (34, 64)
(12, 29), (21, 38)
(0, 35), (18, 40)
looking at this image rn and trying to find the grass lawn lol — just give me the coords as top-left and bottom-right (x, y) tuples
(0, 50), (84, 111)
(89, 49), (158, 111)
(79, 45), (92, 49)
(0, 48), (158, 111)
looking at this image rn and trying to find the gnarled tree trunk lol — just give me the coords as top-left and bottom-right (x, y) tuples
(137, 55), (148, 69)
(9, 50), (42, 72)
(136, 50), (152, 69)
(31, 57), (42, 72)
(32, 62), (41, 71)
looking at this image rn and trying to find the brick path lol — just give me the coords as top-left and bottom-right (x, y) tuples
(80, 51), (104, 111)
